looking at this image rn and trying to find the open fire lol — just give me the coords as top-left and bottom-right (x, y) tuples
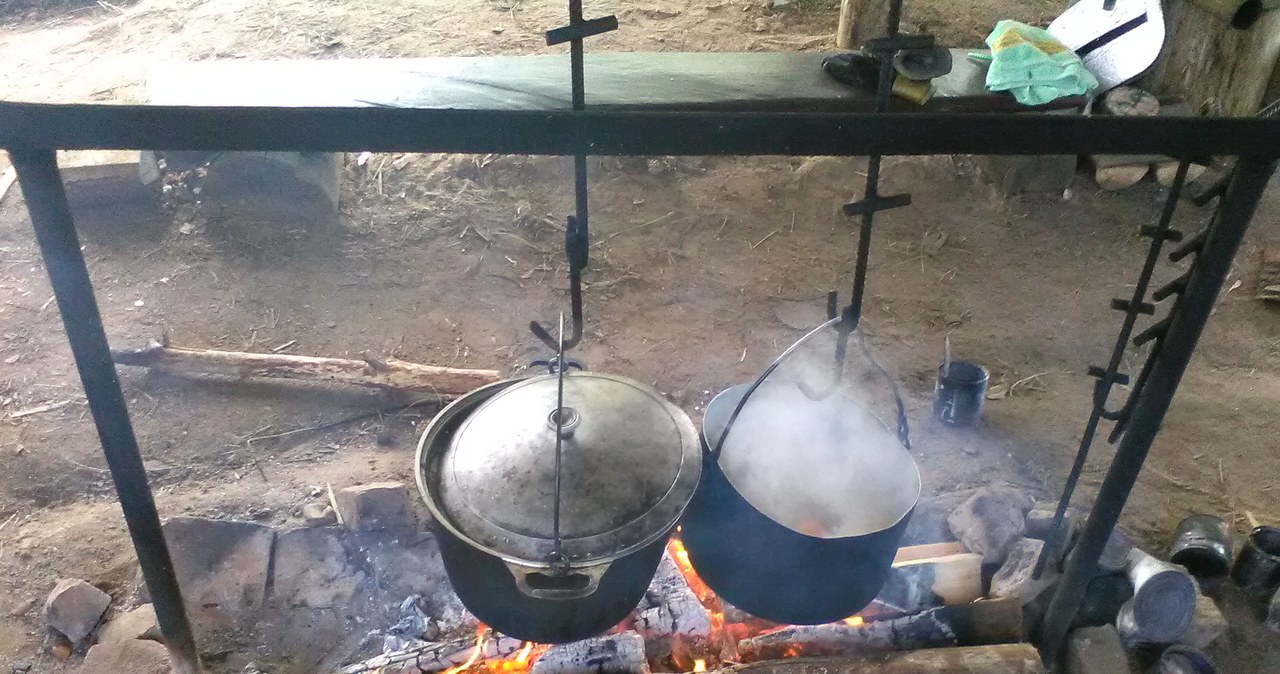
(432, 532), (872, 674)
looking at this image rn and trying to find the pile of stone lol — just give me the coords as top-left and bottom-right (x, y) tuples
(36, 481), (456, 672)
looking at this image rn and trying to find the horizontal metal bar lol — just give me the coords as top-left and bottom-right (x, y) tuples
(3, 102), (1280, 156)
(545, 16), (618, 45)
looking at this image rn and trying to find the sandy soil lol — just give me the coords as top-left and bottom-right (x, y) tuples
(0, 0), (1278, 672)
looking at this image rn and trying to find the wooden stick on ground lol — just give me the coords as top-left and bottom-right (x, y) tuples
(112, 339), (501, 396)
(719, 644), (1043, 674)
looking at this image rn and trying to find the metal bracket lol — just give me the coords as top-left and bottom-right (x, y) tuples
(1140, 226), (1183, 242)
(1087, 366), (1131, 386)
(1133, 317), (1171, 346)
(1170, 230), (1208, 262)
(1110, 298), (1155, 315)
(545, 15), (618, 45)
(1153, 274), (1189, 302)
(842, 193), (912, 217)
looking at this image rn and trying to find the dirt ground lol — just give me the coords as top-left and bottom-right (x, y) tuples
(0, 0), (1278, 672)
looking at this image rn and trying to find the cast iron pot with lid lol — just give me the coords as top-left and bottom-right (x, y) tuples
(415, 370), (701, 644)
(680, 317), (921, 625)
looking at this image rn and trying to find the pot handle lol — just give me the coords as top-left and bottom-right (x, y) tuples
(505, 561), (606, 601)
(711, 317), (911, 459)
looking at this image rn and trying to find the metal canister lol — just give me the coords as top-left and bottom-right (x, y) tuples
(1120, 549), (1196, 644)
(1231, 526), (1280, 599)
(1150, 645), (1217, 673)
(1170, 514), (1233, 577)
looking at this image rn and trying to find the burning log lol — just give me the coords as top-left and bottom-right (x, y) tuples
(633, 552), (714, 653)
(714, 644), (1044, 674)
(340, 633), (524, 674)
(530, 632), (650, 674)
(736, 599), (1022, 663)
(112, 339), (500, 396)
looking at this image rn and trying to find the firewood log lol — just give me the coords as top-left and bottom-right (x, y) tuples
(736, 599), (1022, 663)
(715, 644), (1043, 674)
(530, 632), (650, 674)
(112, 339), (500, 396)
(633, 552), (713, 654)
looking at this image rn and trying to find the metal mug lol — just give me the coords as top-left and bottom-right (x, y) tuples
(1232, 525), (1280, 600)
(1170, 514), (1233, 578)
(934, 361), (989, 427)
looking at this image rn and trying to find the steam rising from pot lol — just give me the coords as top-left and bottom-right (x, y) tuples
(707, 352), (920, 539)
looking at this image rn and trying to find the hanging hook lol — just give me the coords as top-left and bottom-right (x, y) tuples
(530, 213), (588, 350)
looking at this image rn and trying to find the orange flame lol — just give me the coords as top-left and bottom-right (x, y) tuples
(488, 641), (546, 674)
(843, 616), (864, 627)
(444, 626), (487, 674)
(693, 659), (707, 672)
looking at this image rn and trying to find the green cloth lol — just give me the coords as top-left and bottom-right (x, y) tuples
(983, 20), (1098, 106)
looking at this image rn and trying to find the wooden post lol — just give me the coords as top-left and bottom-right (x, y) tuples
(836, 0), (892, 50)
(1146, 0), (1280, 116)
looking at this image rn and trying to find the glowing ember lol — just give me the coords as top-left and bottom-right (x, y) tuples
(693, 659), (707, 672)
(843, 616), (865, 627)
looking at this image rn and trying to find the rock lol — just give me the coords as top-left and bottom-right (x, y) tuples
(1025, 505), (1080, 571)
(8, 597), (36, 617)
(1180, 593), (1227, 649)
(44, 579), (110, 643)
(49, 641), (72, 661)
(1025, 504), (1078, 540)
(161, 517), (274, 627)
(947, 486), (1034, 564)
(901, 494), (965, 546)
(97, 604), (161, 645)
(1269, 588), (1280, 634)
(1066, 625), (1127, 674)
(1097, 529), (1134, 574)
(10, 662), (31, 673)
(81, 640), (170, 674)
(976, 154), (1077, 196)
(990, 538), (1056, 604)
(334, 482), (415, 531)
(272, 527), (365, 608)
(302, 503), (337, 527)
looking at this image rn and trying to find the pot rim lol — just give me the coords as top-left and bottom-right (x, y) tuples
(416, 374), (700, 570)
(701, 380), (921, 540)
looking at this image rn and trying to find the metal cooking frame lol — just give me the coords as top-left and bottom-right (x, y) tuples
(2, 97), (1276, 673)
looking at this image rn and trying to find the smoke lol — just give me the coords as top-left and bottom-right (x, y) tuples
(712, 336), (920, 539)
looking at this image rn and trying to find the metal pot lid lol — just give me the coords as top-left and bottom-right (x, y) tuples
(431, 372), (700, 566)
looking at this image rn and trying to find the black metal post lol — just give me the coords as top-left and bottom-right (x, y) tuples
(8, 149), (203, 674)
(1038, 156), (1278, 662)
